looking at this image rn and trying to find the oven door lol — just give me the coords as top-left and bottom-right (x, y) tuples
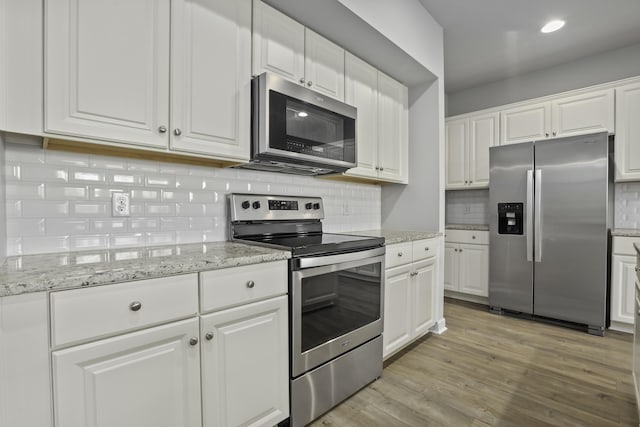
(253, 73), (357, 170)
(291, 247), (385, 377)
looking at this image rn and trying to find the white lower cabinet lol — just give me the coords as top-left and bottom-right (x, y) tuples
(444, 230), (489, 299)
(610, 236), (640, 332)
(52, 318), (202, 427)
(200, 296), (289, 427)
(383, 239), (437, 359)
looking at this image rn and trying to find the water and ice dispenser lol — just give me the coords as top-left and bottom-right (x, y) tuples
(497, 203), (524, 235)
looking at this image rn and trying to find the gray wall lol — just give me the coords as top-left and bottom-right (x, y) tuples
(447, 42), (640, 116)
(382, 80), (441, 230)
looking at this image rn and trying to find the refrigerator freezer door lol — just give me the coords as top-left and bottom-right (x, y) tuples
(489, 142), (534, 314)
(533, 133), (609, 329)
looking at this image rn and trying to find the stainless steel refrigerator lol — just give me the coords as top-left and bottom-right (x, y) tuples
(489, 131), (613, 335)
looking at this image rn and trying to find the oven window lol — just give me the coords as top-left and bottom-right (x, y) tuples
(269, 90), (355, 163)
(300, 262), (381, 353)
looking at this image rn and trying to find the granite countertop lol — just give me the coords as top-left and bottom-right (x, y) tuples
(612, 228), (640, 238)
(0, 242), (290, 298)
(445, 224), (490, 231)
(346, 229), (442, 245)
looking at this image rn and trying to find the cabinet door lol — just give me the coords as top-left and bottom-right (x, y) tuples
(468, 113), (498, 188)
(443, 243), (459, 291)
(412, 258), (436, 337)
(201, 296), (289, 427)
(615, 82), (640, 181)
(378, 72), (409, 183)
(551, 89), (614, 138)
(458, 244), (489, 297)
(252, 0), (304, 85)
(170, 0), (250, 160)
(46, 0), (170, 148)
(445, 119), (468, 189)
(52, 318), (201, 427)
(304, 29), (345, 101)
(344, 52), (378, 179)
(383, 264), (413, 358)
(500, 102), (550, 145)
(611, 254), (637, 325)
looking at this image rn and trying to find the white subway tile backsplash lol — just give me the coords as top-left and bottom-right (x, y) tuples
(4, 142), (381, 255)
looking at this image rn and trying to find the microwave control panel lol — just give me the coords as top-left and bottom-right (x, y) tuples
(497, 203), (524, 235)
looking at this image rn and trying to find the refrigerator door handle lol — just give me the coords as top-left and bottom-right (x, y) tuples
(526, 170), (534, 262)
(534, 169), (542, 263)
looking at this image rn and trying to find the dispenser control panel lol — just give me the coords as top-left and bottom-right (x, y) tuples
(497, 203), (524, 235)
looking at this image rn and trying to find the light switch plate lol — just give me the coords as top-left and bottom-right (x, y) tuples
(112, 192), (130, 217)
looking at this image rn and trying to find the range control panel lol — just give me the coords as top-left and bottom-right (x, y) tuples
(497, 203), (524, 235)
(229, 193), (324, 222)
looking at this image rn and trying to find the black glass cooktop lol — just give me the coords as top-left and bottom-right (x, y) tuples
(239, 233), (384, 257)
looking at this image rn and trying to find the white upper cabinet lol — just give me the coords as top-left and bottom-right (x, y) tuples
(551, 89), (614, 138)
(377, 71), (409, 183)
(252, 1), (345, 101)
(251, 0), (304, 85)
(445, 112), (498, 189)
(170, 0), (251, 160)
(46, 0), (251, 161)
(500, 89), (614, 145)
(445, 118), (467, 189)
(344, 52), (378, 179)
(304, 29), (345, 100)
(500, 101), (550, 145)
(46, 0), (171, 148)
(615, 81), (640, 182)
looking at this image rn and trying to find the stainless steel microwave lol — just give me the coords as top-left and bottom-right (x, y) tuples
(238, 72), (357, 176)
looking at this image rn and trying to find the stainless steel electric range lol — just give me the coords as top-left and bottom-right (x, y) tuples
(228, 193), (385, 427)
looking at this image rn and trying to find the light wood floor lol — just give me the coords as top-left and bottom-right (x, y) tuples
(312, 298), (638, 426)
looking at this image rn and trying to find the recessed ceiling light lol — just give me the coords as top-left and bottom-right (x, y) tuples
(541, 20), (565, 33)
(298, 111), (308, 117)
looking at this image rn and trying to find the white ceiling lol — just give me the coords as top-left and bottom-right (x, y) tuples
(419, 0), (640, 93)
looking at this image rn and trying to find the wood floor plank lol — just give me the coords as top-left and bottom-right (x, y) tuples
(312, 298), (638, 426)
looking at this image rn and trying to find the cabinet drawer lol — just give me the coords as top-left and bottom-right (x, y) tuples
(412, 238), (439, 261)
(613, 236), (640, 255)
(444, 229), (489, 245)
(200, 260), (287, 313)
(50, 274), (198, 347)
(385, 242), (413, 268)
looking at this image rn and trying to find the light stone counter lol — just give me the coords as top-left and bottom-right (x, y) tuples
(445, 224), (490, 231)
(612, 228), (640, 238)
(0, 242), (290, 297)
(346, 229), (442, 245)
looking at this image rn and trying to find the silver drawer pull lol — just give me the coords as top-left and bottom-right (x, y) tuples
(246, 280), (255, 288)
(397, 252), (403, 257)
(425, 247), (430, 251)
(472, 235), (476, 239)
(189, 337), (198, 346)
(129, 301), (142, 312)
(205, 332), (214, 341)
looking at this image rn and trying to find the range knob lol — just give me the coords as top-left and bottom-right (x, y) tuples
(252, 201), (261, 209)
(313, 203), (320, 210)
(241, 200), (250, 209)
(305, 202), (313, 210)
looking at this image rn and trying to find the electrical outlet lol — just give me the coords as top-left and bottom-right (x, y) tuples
(112, 192), (130, 217)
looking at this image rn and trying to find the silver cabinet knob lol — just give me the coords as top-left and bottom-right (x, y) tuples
(545, 133), (549, 138)
(158, 126), (167, 133)
(472, 235), (476, 239)
(307, 81), (313, 87)
(174, 128), (182, 136)
(380, 167), (384, 171)
(454, 248), (458, 252)
(425, 247), (430, 251)
(299, 78), (305, 84)
(246, 280), (255, 288)
(397, 252), (403, 257)
(189, 337), (198, 346)
(459, 249), (463, 253)
(465, 180), (468, 184)
(469, 180), (473, 184)
(205, 332), (214, 341)
(129, 301), (142, 312)
(553, 131), (557, 136)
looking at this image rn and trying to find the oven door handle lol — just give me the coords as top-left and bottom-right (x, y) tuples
(296, 246), (386, 269)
